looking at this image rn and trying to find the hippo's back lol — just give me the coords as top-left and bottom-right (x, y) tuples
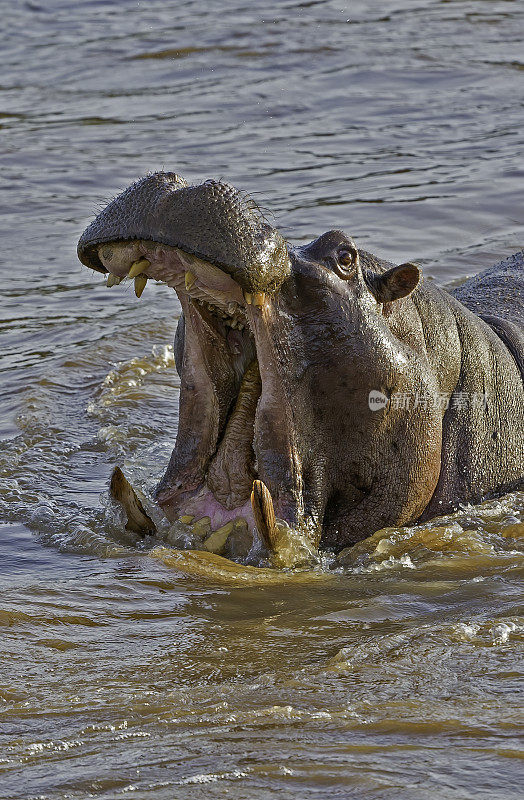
(452, 251), (524, 377)
(452, 251), (524, 327)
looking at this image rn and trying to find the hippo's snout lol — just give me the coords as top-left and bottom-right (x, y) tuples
(77, 171), (290, 294)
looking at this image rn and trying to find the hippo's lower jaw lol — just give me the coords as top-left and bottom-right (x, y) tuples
(95, 238), (306, 546)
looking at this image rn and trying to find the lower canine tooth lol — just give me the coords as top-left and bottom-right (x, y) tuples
(107, 273), (121, 287)
(134, 274), (148, 297)
(109, 466), (156, 535)
(251, 479), (278, 552)
(128, 258), (150, 278)
(185, 271), (196, 291)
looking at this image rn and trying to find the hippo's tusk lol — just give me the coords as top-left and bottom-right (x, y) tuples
(185, 271), (197, 291)
(250, 481), (319, 569)
(134, 274), (148, 297)
(109, 466), (156, 535)
(251, 479), (278, 552)
(128, 258), (150, 278)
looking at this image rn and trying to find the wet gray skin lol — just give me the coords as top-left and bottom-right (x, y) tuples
(78, 172), (524, 551)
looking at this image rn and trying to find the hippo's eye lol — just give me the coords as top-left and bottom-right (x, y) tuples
(338, 247), (357, 266)
(335, 245), (359, 278)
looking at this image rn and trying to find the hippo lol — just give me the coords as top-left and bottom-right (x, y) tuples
(77, 172), (524, 554)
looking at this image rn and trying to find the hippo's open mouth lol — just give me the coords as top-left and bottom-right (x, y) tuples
(77, 173), (325, 555)
(79, 232), (299, 541)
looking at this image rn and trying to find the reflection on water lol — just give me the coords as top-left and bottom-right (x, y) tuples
(0, 1), (523, 798)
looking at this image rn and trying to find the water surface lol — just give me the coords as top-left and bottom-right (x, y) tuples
(1, 1), (523, 797)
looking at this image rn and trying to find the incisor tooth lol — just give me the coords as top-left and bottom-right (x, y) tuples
(244, 291), (253, 305)
(253, 292), (265, 307)
(203, 521), (235, 554)
(191, 517), (211, 538)
(106, 273), (121, 287)
(128, 258), (150, 278)
(134, 274), (148, 297)
(185, 271), (196, 291)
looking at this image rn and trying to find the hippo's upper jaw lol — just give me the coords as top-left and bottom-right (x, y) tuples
(78, 172), (290, 293)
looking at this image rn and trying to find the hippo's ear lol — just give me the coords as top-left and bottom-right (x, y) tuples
(368, 262), (421, 303)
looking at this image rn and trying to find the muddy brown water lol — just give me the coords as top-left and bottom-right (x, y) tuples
(1, 1), (523, 798)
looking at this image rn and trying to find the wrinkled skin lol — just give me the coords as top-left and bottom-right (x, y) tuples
(78, 172), (524, 551)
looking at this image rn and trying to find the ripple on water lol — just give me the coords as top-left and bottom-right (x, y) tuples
(1, 1), (524, 797)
